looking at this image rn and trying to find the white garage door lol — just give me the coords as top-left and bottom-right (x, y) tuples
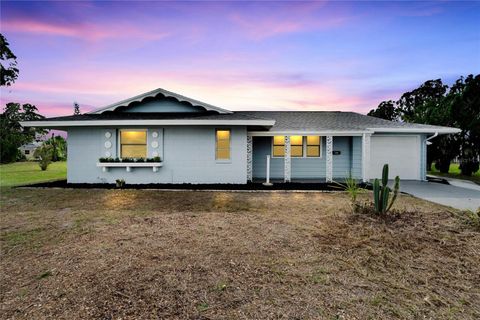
(369, 135), (420, 180)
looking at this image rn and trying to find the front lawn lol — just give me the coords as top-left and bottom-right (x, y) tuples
(0, 189), (478, 319)
(0, 161), (66, 187)
(429, 162), (480, 184)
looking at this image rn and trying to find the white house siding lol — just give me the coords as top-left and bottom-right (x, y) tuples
(252, 136), (359, 180)
(67, 126), (248, 184)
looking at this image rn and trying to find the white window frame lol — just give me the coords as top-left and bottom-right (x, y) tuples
(271, 136), (323, 158)
(215, 128), (231, 162)
(118, 129), (147, 158)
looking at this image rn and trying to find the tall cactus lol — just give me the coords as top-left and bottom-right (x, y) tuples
(373, 164), (400, 214)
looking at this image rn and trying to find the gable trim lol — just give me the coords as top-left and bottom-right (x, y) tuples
(88, 88), (232, 114)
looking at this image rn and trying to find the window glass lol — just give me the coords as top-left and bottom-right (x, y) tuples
(290, 135), (303, 157)
(273, 136), (285, 157)
(306, 136), (321, 157)
(120, 130), (147, 158)
(216, 129), (230, 160)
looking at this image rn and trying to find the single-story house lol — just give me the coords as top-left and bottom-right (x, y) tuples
(21, 88), (460, 184)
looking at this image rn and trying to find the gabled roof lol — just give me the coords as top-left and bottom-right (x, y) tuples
(88, 88), (232, 114)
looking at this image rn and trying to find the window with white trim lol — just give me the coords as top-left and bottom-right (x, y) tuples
(120, 130), (147, 158)
(216, 129), (231, 160)
(272, 135), (322, 158)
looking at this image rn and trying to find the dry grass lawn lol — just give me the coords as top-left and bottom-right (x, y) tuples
(1, 188), (479, 319)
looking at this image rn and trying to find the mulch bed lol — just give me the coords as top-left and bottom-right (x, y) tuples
(16, 179), (372, 191)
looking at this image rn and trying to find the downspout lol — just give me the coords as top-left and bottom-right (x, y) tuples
(424, 132), (438, 180)
(425, 131), (438, 145)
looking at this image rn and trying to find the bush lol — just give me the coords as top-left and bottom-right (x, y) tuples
(33, 144), (53, 171)
(115, 179), (125, 188)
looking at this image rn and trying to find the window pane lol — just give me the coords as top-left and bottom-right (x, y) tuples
(290, 135), (303, 146)
(291, 145), (303, 157)
(217, 139), (230, 149)
(216, 130), (230, 140)
(273, 146), (285, 157)
(273, 136), (285, 145)
(307, 136), (320, 145)
(121, 131), (146, 144)
(307, 146), (320, 157)
(121, 145), (147, 158)
(216, 149), (230, 160)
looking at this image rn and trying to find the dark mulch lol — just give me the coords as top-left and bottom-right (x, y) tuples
(16, 179), (372, 191)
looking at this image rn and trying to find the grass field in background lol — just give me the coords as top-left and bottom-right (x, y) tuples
(428, 162), (480, 184)
(0, 161), (67, 188)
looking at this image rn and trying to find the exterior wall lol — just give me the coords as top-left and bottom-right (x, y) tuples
(120, 98), (202, 113)
(67, 126), (247, 184)
(351, 136), (362, 179)
(420, 134), (427, 180)
(252, 136), (357, 180)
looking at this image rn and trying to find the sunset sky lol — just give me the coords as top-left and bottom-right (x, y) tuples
(1, 0), (479, 117)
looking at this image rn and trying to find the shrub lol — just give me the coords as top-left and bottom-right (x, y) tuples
(115, 179), (125, 188)
(120, 157), (134, 163)
(33, 144), (53, 171)
(372, 164), (400, 215)
(333, 174), (364, 212)
(135, 157), (145, 163)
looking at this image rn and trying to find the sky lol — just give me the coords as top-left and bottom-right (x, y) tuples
(0, 0), (479, 117)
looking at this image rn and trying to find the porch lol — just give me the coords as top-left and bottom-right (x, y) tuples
(247, 134), (372, 183)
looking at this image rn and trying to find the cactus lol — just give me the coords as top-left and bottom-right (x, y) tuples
(373, 164), (400, 214)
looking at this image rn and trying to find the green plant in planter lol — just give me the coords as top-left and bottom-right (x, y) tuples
(135, 157), (145, 162)
(115, 179), (125, 188)
(121, 157), (134, 163)
(372, 164), (400, 214)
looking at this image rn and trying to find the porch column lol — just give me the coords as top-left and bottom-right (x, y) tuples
(326, 136), (333, 182)
(284, 136), (291, 182)
(362, 133), (371, 182)
(247, 135), (253, 182)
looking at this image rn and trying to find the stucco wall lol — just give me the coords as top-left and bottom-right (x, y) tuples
(67, 126), (247, 184)
(252, 136), (358, 180)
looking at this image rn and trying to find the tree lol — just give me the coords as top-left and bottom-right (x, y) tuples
(0, 34), (19, 86)
(367, 100), (398, 121)
(45, 133), (67, 161)
(449, 75), (480, 176)
(0, 103), (46, 163)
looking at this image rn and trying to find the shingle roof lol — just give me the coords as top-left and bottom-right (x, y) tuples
(235, 111), (457, 132)
(23, 111), (459, 133)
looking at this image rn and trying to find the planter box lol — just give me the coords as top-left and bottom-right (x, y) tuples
(96, 162), (163, 172)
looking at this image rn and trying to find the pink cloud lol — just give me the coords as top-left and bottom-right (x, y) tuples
(2, 18), (169, 42)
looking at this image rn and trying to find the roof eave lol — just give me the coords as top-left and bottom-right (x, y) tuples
(369, 127), (461, 134)
(20, 119), (275, 128)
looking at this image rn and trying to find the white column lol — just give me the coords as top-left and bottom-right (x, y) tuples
(247, 136), (253, 182)
(284, 136), (291, 182)
(362, 133), (371, 182)
(326, 136), (333, 182)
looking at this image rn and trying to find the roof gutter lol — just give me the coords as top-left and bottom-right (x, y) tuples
(368, 127), (461, 134)
(425, 131), (438, 146)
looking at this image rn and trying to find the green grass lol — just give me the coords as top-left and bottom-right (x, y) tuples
(0, 161), (67, 188)
(428, 162), (480, 184)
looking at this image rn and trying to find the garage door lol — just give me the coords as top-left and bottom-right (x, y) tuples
(369, 135), (420, 180)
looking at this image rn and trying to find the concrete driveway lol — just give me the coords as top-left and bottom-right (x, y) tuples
(400, 180), (480, 211)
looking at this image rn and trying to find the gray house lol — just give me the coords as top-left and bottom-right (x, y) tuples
(21, 88), (459, 184)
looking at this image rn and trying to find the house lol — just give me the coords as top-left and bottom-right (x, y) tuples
(18, 141), (42, 160)
(21, 88), (460, 184)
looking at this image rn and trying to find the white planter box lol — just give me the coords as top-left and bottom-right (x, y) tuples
(96, 162), (163, 172)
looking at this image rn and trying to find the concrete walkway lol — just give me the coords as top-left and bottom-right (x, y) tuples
(400, 180), (480, 211)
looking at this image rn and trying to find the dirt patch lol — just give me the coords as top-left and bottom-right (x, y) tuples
(1, 189), (479, 319)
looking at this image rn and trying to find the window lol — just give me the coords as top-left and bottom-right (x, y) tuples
(306, 136), (321, 157)
(216, 129), (230, 160)
(272, 135), (322, 158)
(24, 150), (30, 155)
(120, 130), (147, 158)
(273, 136), (285, 157)
(290, 135), (303, 157)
